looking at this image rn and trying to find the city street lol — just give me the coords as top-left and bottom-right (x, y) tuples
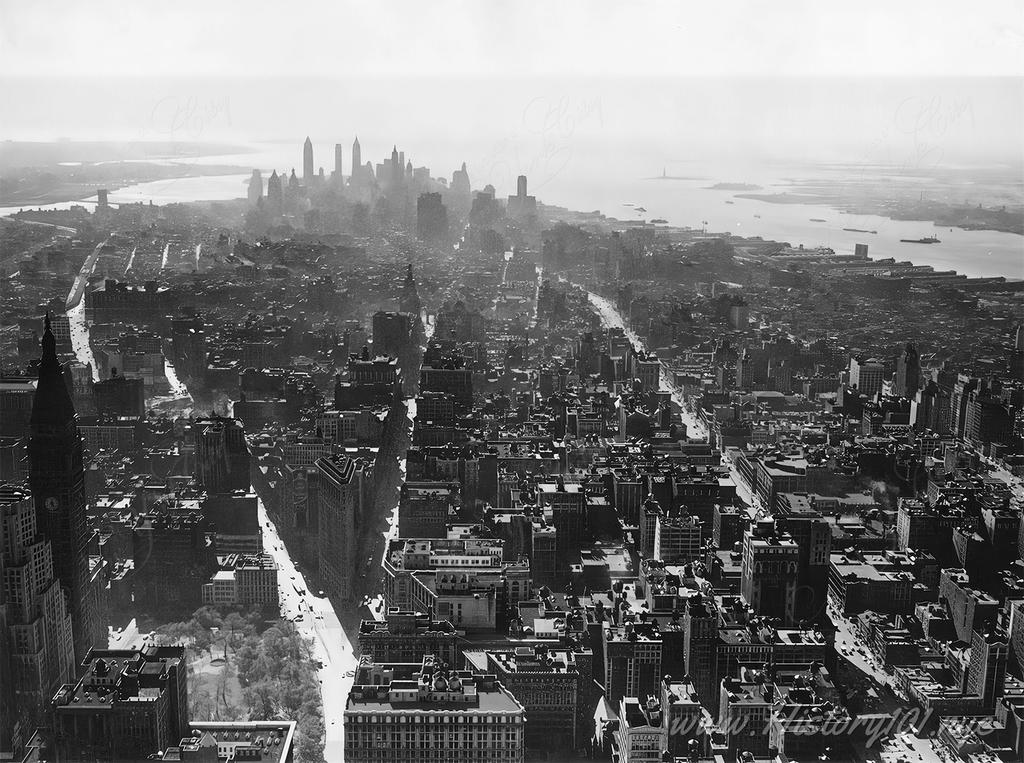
(828, 603), (893, 688)
(147, 353), (194, 415)
(259, 309), (432, 757)
(585, 287), (781, 517)
(585, 289), (708, 440)
(257, 496), (354, 760)
(107, 618), (141, 649)
(65, 236), (109, 381)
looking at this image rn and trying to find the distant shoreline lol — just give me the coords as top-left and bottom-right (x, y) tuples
(734, 192), (1024, 236)
(0, 163), (250, 208)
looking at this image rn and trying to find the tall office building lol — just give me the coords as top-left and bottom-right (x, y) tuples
(740, 517), (799, 625)
(0, 485), (76, 756)
(450, 161), (472, 219)
(266, 170), (283, 214)
(1009, 325), (1024, 379)
(400, 264), (421, 315)
(247, 169), (263, 204)
(602, 620), (663, 706)
(911, 380), (952, 434)
(775, 495), (832, 619)
(372, 311), (414, 358)
(390, 145), (402, 189)
(314, 455), (371, 602)
(965, 384), (1016, 448)
(302, 137), (314, 186)
(416, 192), (449, 241)
(848, 356), (884, 399)
(334, 143), (343, 179)
(683, 594), (719, 712)
(29, 315), (98, 665)
(507, 174), (537, 219)
(193, 416), (251, 493)
(351, 136), (361, 180)
(966, 629), (1008, 710)
(951, 374), (980, 439)
(893, 343), (921, 398)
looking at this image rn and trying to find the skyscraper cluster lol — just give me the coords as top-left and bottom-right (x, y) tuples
(244, 136), (474, 242)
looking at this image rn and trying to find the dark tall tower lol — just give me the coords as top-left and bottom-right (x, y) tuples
(683, 593), (719, 712)
(266, 170), (283, 214)
(247, 169), (263, 205)
(351, 136), (362, 179)
(416, 192), (448, 241)
(303, 137), (314, 186)
(400, 263), (421, 315)
(1010, 324), (1024, 380)
(334, 143), (344, 179)
(29, 314), (95, 664)
(391, 145), (402, 189)
(894, 343), (921, 398)
(450, 162), (472, 220)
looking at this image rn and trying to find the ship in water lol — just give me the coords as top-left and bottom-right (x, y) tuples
(725, 200), (735, 205)
(810, 218), (827, 222)
(843, 227), (877, 234)
(650, 218), (668, 224)
(900, 236), (941, 244)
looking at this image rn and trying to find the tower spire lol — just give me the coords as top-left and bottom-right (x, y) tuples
(41, 310), (57, 366)
(32, 311), (75, 428)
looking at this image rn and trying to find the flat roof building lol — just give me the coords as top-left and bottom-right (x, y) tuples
(344, 654), (525, 763)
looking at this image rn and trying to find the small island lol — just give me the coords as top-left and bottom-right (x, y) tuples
(705, 182), (763, 191)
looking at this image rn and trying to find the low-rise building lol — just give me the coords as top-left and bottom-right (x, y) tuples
(357, 609), (460, 664)
(201, 553), (279, 610)
(344, 655), (525, 763)
(50, 646), (189, 760)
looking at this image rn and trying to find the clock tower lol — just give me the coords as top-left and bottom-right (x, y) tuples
(29, 313), (96, 664)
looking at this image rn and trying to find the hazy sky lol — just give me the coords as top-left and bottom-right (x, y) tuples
(1, 1), (1022, 183)
(2, 0), (1022, 78)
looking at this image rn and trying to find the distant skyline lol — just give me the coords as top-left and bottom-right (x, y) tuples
(1, 77), (1020, 168)
(1, 2), (1022, 192)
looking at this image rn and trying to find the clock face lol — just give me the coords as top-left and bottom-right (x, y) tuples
(45, 497), (59, 510)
